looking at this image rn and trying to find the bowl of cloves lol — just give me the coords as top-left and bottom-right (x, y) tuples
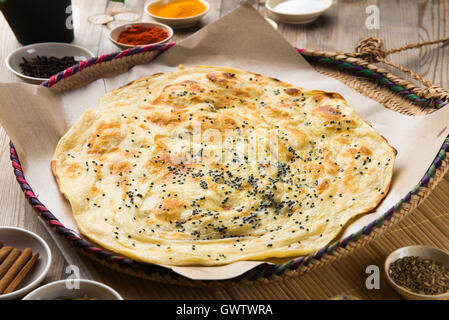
(6, 42), (94, 84)
(385, 245), (449, 300)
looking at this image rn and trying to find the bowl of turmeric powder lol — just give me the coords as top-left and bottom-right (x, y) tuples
(145, 0), (210, 29)
(109, 22), (174, 49)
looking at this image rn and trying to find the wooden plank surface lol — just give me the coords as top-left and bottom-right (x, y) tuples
(0, 0), (448, 300)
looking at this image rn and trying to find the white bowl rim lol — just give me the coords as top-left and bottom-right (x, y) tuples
(22, 279), (123, 300)
(108, 21), (174, 48)
(5, 42), (95, 82)
(0, 226), (52, 299)
(384, 245), (449, 299)
(265, 0), (333, 17)
(145, 0), (210, 21)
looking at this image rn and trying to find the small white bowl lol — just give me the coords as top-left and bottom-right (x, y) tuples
(265, 0), (333, 25)
(6, 42), (94, 84)
(0, 226), (52, 300)
(385, 245), (449, 300)
(145, 0), (210, 29)
(23, 279), (123, 300)
(109, 22), (174, 49)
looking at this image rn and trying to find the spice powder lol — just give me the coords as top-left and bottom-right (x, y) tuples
(117, 25), (169, 46)
(149, 0), (207, 18)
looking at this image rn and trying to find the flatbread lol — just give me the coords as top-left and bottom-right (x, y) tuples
(51, 65), (396, 266)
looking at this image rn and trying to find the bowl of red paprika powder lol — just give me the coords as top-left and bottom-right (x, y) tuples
(109, 22), (173, 49)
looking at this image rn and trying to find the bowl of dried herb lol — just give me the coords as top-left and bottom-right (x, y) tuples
(385, 245), (449, 300)
(6, 42), (94, 84)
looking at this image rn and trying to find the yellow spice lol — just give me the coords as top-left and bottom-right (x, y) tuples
(150, 0), (206, 18)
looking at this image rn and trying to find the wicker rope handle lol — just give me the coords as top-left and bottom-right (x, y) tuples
(347, 37), (449, 101)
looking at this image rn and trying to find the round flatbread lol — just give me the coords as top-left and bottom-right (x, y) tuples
(51, 65), (396, 266)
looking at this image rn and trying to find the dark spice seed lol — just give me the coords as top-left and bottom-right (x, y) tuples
(20, 56), (76, 78)
(389, 256), (449, 295)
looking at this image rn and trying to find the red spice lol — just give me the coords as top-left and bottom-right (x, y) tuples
(117, 25), (169, 45)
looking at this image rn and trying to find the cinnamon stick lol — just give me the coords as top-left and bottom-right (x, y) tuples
(3, 252), (39, 294)
(0, 248), (32, 294)
(0, 248), (21, 279)
(0, 246), (13, 265)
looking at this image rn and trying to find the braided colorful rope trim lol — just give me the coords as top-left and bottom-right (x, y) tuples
(9, 44), (449, 283)
(41, 42), (176, 88)
(297, 49), (449, 109)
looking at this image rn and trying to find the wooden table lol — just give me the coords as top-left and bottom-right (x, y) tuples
(1, 0), (448, 300)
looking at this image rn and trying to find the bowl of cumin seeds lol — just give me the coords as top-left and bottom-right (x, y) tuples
(385, 245), (449, 300)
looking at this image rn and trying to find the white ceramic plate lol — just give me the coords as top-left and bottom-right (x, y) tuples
(0, 226), (52, 300)
(108, 22), (174, 49)
(23, 279), (123, 300)
(6, 42), (95, 84)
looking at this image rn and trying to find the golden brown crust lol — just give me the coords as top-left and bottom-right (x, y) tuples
(50, 160), (62, 193)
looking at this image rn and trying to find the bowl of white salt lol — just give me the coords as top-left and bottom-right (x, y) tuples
(265, 0), (333, 24)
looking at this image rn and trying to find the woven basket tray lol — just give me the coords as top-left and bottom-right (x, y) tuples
(9, 43), (449, 287)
